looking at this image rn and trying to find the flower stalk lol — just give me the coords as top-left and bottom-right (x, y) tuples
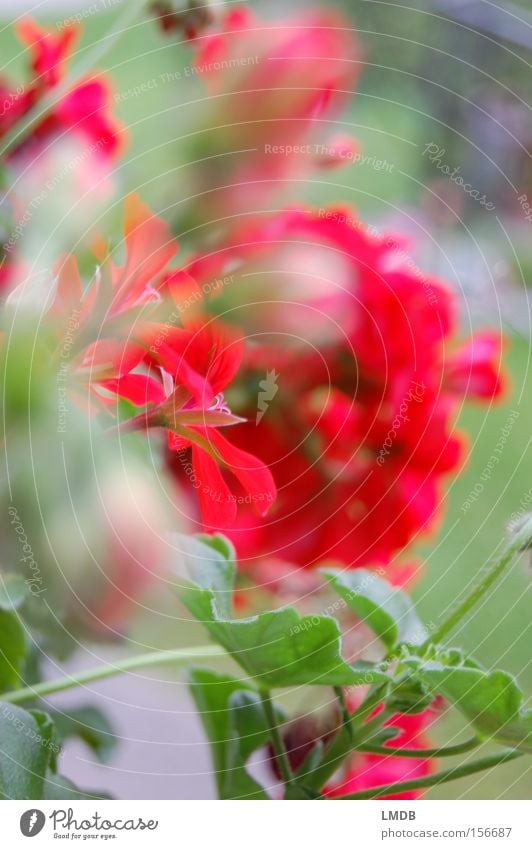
(1, 645), (225, 705)
(425, 514), (532, 648)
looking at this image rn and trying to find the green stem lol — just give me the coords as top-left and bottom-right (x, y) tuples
(354, 706), (394, 744)
(358, 737), (480, 759)
(334, 686), (353, 741)
(260, 689), (294, 787)
(334, 749), (522, 799)
(426, 515), (532, 648)
(0, 645), (225, 705)
(1, 0), (148, 158)
(349, 684), (387, 726)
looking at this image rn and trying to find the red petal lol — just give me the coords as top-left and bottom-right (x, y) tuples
(99, 374), (166, 406)
(82, 339), (145, 378)
(162, 269), (203, 327)
(115, 194), (178, 308)
(446, 332), (504, 400)
(16, 18), (78, 87)
(151, 340), (213, 406)
(192, 445), (237, 527)
(204, 427), (277, 515)
(51, 254), (83, 316)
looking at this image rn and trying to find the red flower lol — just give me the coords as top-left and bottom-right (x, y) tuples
(0, 19), (122, 158)
(0, 20), (122, 292)
(183, 7), (359, 219)
(325, 709), (435, 800)
(183, 207), (504, 569)
(49, 195), (276, 529)
(16, 19), (77, 88)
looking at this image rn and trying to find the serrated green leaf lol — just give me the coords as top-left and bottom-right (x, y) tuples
(179, 534), (235, 620)
(189, 668), (269, 799)
(406, 658), (532, 751)
(50, 706), (116, 763)
(0, 702), (54, 799)
(322, 568), (425, 650)
(180, 536), (388, 688)
(0, 607), (27, 691)
(0, 574), (27, 611)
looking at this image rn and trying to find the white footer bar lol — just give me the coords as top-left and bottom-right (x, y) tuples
(1, 799), (530, 847)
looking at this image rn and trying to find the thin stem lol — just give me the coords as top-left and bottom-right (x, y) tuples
(1, 0), (148, 158)
(426, 515), (532, 648)
(353, 706), (394, 745)
(334, 686), (353, 741)
(349, 684), (387, 726)
(0, 645), (225, 705)
(333, 749), (522, 799)
(357, 737), (480, 759)
(260, 688), (294, 787)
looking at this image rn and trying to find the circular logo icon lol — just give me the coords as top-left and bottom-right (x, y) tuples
(20, 810), (46, 837)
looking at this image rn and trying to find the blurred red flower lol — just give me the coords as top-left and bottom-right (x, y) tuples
(50, 194), (276, 529)
(1, 20), (122, 158)
(184, 6), (359, 219)
(325, 708), (435, 800)
(182, 207), (504, 569)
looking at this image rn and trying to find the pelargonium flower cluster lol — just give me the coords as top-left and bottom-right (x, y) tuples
(183, 207), (502, 570)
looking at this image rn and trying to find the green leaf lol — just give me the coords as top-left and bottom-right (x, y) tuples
(322, 568), (425, 650)
(228, 690), (277, 762)
(179, 534), (235, 620)
(43, 772), (112, 800)
(50, 706), (117, 763)
(115, 396), (139, 423)
(406, 658), (532, 751)
(0, 702), (55, 799)
(179, 536), (388, 688)
(388, 674), (433, 714)
(0, 607), (27, 691)
(0, 574), (27, 611)
(29, 709), (60, 773)
(189, 668), (269, 799)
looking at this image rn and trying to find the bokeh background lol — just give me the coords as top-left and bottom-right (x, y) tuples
(1, 0), (531, 799)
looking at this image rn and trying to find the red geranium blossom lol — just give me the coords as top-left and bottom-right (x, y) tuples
(0, 20), (122, 291)
(180, 207), (504, 569)
(182, 6), (359, 220)
(0, 19), (122, 158)
(49, 195), (276, 529)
